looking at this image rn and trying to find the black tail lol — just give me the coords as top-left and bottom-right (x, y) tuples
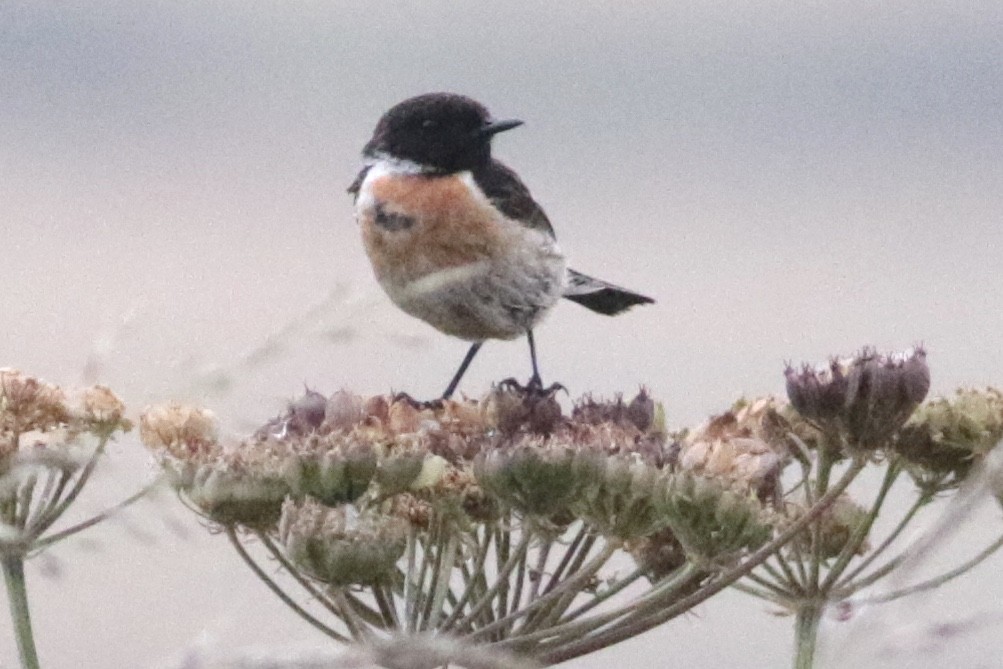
(562, 269), (654, 316)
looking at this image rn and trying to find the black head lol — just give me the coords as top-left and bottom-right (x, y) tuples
(363, 93), (523, 173)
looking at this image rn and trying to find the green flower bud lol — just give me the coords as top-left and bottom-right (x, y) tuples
(626, 526), (690, 582)
(788, 493), (870, 560)
(284, 442), (377, 506)
(894, 387), (1003, 478)
(474, 442), (599, 519)
(657, 473), (772, 562)
(279, 499), (406, 587)
(185, 467), (290, 529)
(573, 455), (666, 539)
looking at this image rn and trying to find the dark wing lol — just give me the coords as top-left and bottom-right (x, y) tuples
(347, 166), (371, 200)
(472, 160), (556, 238)
(563, 269), (655, 315)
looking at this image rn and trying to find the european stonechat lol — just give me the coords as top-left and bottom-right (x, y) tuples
(350, 93), (653, 399)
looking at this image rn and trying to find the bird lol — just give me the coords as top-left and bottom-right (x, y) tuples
(349, 92), (653, 400)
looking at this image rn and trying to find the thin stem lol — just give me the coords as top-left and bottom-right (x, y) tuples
(522, 537), (551, 612)
(256, 532), (345, 622)
(807, 447), (835, 596)
(424, 530), (459, 630)
(732, 581), (793, 607)
(520, 534), (601, 632)
(340, 591), (386, 630)
(471, 543), (618, 641)
(793, 601), (824, 669)
(409, 520), (442, 633)
(537, 456), (868, 665)
(402, 525), (418, 632)
(452, 530), (532, 633)
(419, 517), (448, 630)
(373, 584), (400, 629)
(332, 591), (369, 643)
(506, 538), (531, 625)
(2, 557), (40, 669)
(820, 461), (900, 592)
(766, 553), (805, 594)
(543, 531), (595, 596)
(561, 566), (647, 621)
(495, 525), (511, 629)
(14, 472), (38, 531)
(744, 570), (798, 600)
(860, 533), (1003, 605)
(29, 435), (110, 539)
(498, 562), (703, 651)
(440, 527), (493, 631)
(837, 491), (931, 587)
(30, 479), (163, 553)
(225, 527), (349, 643)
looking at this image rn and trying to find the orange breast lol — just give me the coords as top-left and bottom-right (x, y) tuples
(361, 173), (507, 285)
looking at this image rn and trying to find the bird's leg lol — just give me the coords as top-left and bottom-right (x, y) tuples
(498, 330), (565, 396)
(441, 341), (483, 400)
(526, 329), (543, 390)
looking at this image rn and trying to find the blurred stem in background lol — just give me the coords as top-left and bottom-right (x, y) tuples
(737, 350), (1003, 669)
(0, 370), (138, 669)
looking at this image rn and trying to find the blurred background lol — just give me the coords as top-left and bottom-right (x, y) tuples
(2, 1), (1002, 667)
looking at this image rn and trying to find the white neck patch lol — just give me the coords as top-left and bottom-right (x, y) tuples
(364, 152), (433, 175)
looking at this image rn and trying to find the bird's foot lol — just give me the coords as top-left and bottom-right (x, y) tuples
(498, 376), (567, 398)
(391, 391), (444, 411)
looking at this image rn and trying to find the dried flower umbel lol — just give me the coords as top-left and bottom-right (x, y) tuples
(726, 347), (1003, 669)
(141, 381), (861, 668)
(0, 370), (136, 669)
(141, 347), (1003, 669)
(784, 347), (930, 450)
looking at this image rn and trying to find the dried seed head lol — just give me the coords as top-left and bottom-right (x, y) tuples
(140, 403), (219, 459)
(387, 399), (426, 434)
(0, 369), (71, 435)
(481, 385), (564, 435)
(572, 389), (656, 433)
(321, 390), (365, 433)
(679, 403), (787, 502)
(77, 384), (128, 431)
(288, 388), (329, 434)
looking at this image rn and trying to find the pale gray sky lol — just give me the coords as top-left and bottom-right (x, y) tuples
(2, 2), (1002, 667)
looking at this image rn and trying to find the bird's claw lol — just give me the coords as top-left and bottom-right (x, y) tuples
(391, 391), (444, 411)
(497, 377), (567, 397)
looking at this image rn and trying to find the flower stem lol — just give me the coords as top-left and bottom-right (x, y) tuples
(794, 601), (823, 669)
(2, 556), (40, 669)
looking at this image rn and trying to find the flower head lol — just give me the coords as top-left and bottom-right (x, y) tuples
(140, 403), (219, 460)
(657, 472), (773, 563)
(785, 347), (930, 449)
(278, 498), (406, 587)
(894, 387), (1003, 480)
(787, 493), (870, 560)
(0, 368), (71, 437)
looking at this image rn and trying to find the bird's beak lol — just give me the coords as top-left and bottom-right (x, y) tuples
(478, 118), (524, 139)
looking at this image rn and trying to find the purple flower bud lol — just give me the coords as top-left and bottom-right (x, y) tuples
(785, 347), (930, 449)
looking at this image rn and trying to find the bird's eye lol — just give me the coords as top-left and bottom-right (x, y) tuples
(421, 119), (437, 130)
